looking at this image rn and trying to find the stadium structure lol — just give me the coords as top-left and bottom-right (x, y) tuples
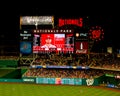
(0, 16), (120, 96)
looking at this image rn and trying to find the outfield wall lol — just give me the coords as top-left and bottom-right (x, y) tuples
(0, 68), (119, 87)
(0, 77), (97, 86)
(0, 76), (119, 88)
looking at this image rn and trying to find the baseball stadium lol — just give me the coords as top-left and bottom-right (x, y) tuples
(0, 15), (120, 96)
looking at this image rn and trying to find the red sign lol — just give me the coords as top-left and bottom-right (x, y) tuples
(89, 26), (104, 41)
(59, 18), (83, 27)
(75, 42), (88, 54)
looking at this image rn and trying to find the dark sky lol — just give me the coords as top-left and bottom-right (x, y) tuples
(0, 6), (119, 53)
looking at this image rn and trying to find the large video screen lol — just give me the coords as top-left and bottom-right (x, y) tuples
(33, 33), (74, 53)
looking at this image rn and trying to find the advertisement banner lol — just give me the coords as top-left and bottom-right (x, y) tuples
(22, 77), (36, 83)
(36, 77), (55, 84)
(75, 42), (88, 54)
(36, 77), (82, 85)
(55, 78), (62, 84)
(61, 78), (74, 85)
(20, 42), (32, 54)
(74, 78), (82, 85)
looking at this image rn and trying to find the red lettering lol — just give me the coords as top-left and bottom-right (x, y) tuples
(59, 18), (83, 27)
(59, 19), (64, 27)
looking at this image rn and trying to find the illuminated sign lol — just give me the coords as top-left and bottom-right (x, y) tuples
(75, 42), (88, 54)
(20, 16), (54, 25)
(20, 30), (32, 41)
(20, 42), (32, 54)
(59, 18), (83, 27)
(75, 33), (88, 41)
(33, 29), (73, 33)
(89, 26), (104, 41)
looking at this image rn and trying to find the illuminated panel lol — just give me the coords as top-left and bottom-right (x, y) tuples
(20, 30), (33, 54)
(75, 33), (88, 41)
(59, 18), (83, 27)
(75, 42), (88, 54)
(89, 26), (104, 41)
(20, 42), (32, 54)
(20, 30), (33, 41)
(33, 29), (73, 33)
(32, 29), (74, 54)
(20, 16), (54, 25)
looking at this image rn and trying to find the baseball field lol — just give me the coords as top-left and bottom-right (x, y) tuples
(0, 83), (120, 96)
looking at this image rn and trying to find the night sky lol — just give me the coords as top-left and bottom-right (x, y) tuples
(0, 6), (119, 53)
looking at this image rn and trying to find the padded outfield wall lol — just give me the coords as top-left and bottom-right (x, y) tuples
(0, 68), (119, 88)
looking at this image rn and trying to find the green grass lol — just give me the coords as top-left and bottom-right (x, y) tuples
(0, 83), (120, 96)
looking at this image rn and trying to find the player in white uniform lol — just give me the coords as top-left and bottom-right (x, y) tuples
(41, 36), (56, 50)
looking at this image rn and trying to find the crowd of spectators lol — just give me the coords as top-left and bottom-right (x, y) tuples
(24, 53), (120, 77)
(23, 68), (120, 79)
(31, 53), (120, 70)
(23, 53), (120, 86)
